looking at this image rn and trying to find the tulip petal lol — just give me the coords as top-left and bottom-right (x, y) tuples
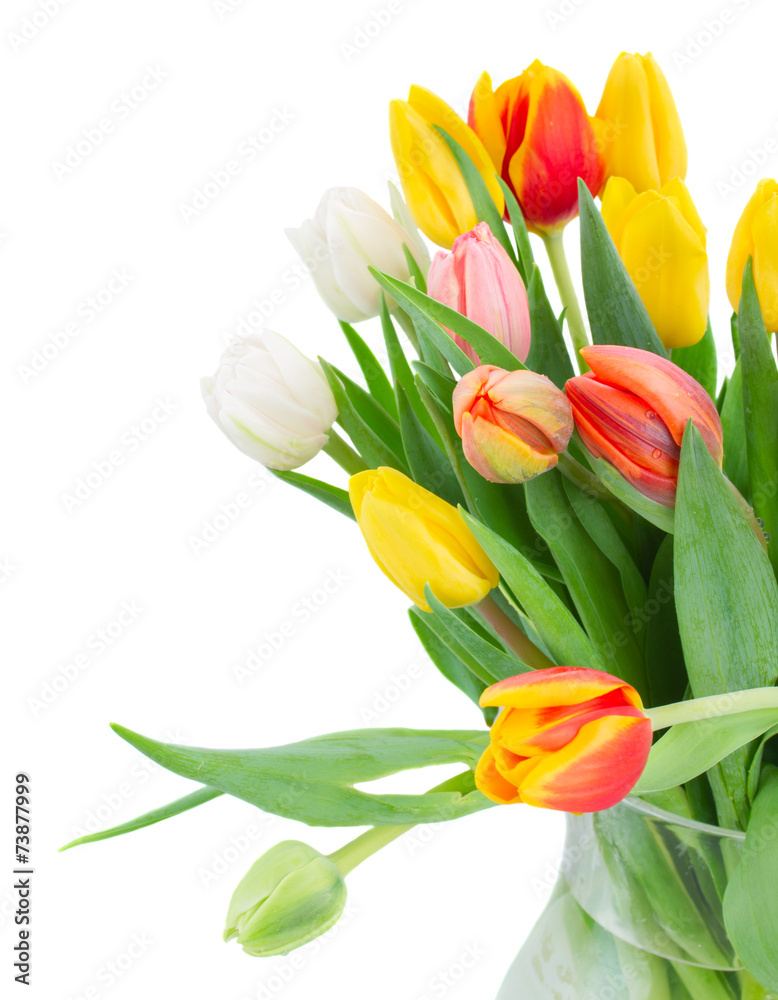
(480, 666), (643, 710)
(618, 197), (709, 349)
(516, 713), (653, 812)
(461, 411), (556, 484)
(751, 197), (778, 334)
(475, 745), (524, 805)
(726, 179), (778, 316)
(640, 53), (688, 188)
(285, 221), (365, 323)
(596, 52), (661, 193)
(468, 71), (507, 174)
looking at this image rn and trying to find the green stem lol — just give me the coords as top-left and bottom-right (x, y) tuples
(327, 770), (473, 877)
(393, 308), (421, 355)
(646, 687), (778, 732)
(323, 429), (367, 476)
(557, 452), (616, 502)
(541, 230), (590, 373)
(476, 594), (555, 670)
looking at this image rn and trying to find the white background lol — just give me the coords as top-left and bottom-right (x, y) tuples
(4, 0), (775, 997)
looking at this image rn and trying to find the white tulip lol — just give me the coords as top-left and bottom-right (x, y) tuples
(202, 331), (338, 471)
(285, 184), (429, 323)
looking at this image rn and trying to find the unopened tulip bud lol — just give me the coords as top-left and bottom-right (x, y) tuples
(476, 667), (652, 812)
(601, 176), (709, 349)
(453, 366), (573, 484)
(285, 185), (428, 323)
(726, 178), (778, 333)
(389, 85), (504, 249)
(566, 345), (723, 507)
(202, 330), (337, 471)
(596, 52), (687, 193)
(427, 223), (531, 365)
(349, 466), (499, 611)
(223, 841), (347, 957)
(469, 61), (604, 234)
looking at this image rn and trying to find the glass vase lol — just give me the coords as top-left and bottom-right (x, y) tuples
(496, 797), (777, 999)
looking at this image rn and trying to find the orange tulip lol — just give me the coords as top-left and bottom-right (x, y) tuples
(475, 667), (652, 812)
(565, 346), (723, 507)
(468, 60), (605, 234)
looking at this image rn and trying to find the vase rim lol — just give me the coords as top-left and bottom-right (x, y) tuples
(624, 795), (746, 840)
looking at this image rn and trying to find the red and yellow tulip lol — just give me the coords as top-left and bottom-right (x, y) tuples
(468, 60), (604, 234)
(726, 178), (778, 333)
(389, 86), (504, 249)
(453, 366), (573, 484)
(427, 222), (531, 365)
(565, 346), (723, 507)
(475, 667), (652, 812)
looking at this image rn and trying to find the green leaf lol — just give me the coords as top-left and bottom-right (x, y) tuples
(397, 387), (463, 507)
(635, 709), (778, 794)
(402, 243), (427, 293)
(675, 425), (778, 826)
(272, 471), (355, 521)
(724, 767), (778, 992)
(671, 319), (717, 401)
(110, 725), (492, 827)
(60, 786), (222, 851)
(496, 177), (534, 284)
(578, 182), (667, 356)
(462, 511), (603, 669)
(525, 264), (575, 389)
(644, 537), (688, 709)
(408, 608), (495, 724)
(412, 363), (457, 416)
(434, 126), (517, 265)
(370, 268), (525, 372)
(379, 295), (441, 444)
(585, 450), (675, 534)
(526, 472), (646, 693)
(738, 259), (778, 576)
(320, 360), (409, 474)
(424, 585), (532, 681)
(748, 725), (778, 803)
(721, 361), (750, 499)
(338, 320), (397, 418)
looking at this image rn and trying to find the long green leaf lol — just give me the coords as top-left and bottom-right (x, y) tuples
(724, 767), (778, 992)
(110, 725), (492, 827)
(408, 608), (494, 724)
(738, 259), (778, 577)
(526, 472), (646, 693)
(272, 471), (355, 520)
(644, 537), (688, 709)
(379, 295), (440, 443)
(370, 269), (525, 372)
(675, 425), (778, 826)
(578, 182), (667, 356)
(424, 585), (531, 681)
(338, 320), (397, 418)
(60, 786), (222, 851)
(525, 264), (575, 389)
(721, 360), (749, 498)
(496, 177), (534, 284)
(462, 512), (603, 669)
(434, 126), (517, 264)
(636, 710), (778, 794)
(397, 387), (463, 507)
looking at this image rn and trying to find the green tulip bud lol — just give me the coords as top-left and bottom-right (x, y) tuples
(223, 841), (347, 957)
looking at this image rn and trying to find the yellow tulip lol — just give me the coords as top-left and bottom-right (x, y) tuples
(389, 85), (504, 249)
(726, 178), (778, 333)
(601, 176), (709, 349)
(349, 467), (499, 612)
(596, 52), (687, 194)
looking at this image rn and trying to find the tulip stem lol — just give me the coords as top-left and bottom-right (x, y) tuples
(541, 231), (590, 372)
(323, 430), (368, 476)
(327, 770), (475, 877)
(477, 595), (556, 671)
(557, 452), (623, 504)
(645, 687), (778, 732)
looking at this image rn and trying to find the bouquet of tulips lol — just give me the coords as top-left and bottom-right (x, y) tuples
(68, 53), (778, 998)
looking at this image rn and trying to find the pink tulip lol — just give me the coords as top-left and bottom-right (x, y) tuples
(427, 222), (531, 365)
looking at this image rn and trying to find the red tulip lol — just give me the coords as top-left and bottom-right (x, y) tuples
(565, 346), (723, 507)
(475, 667), (652, 812)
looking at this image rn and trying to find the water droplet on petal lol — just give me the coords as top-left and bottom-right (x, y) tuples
(765, 532), (772, 543)
(646, 410), (657, 420)
(652, 448), (662, 460)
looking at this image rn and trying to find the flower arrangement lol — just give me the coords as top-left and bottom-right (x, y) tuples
(66, 51), (778, 998)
